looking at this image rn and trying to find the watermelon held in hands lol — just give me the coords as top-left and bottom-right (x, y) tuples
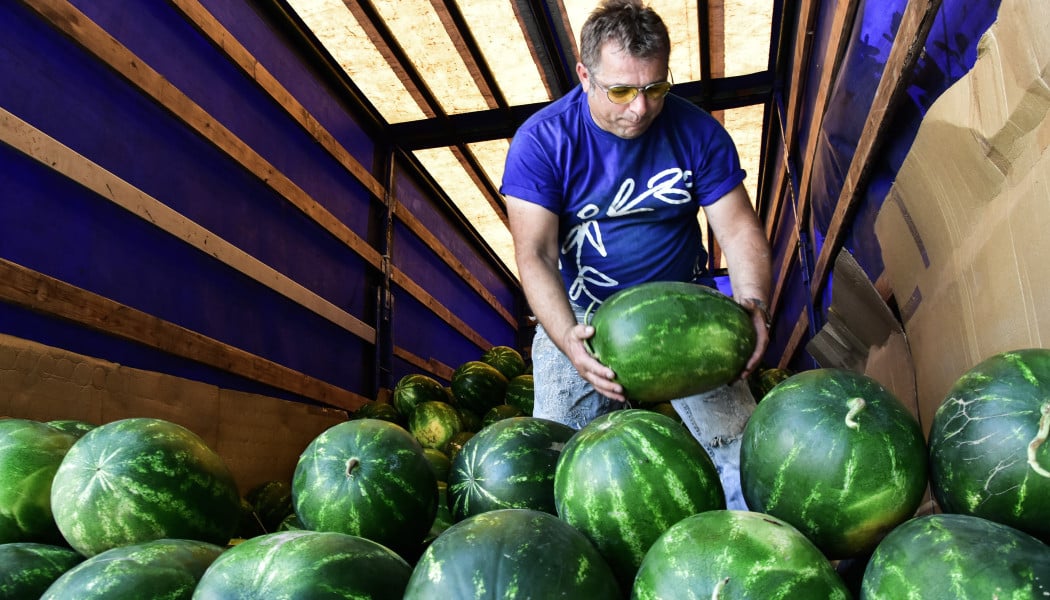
(450, 361), (508, 414)
(403, 509), (621, 599)
(192, 530), (412, 600)
(0, 542), (84, 598)
(632, 510), (851, 599)
(50, 418), (241, 557)
(928, 348), (1050, 543)
(0, 419), (77, 545)
(393, 374), (449, 417)
(860, 513), (1050, 599)
(554, 409), (724, 584)
(292, 419), (437, 556)
(448, 417), (575, 521)
(40, 538), (223, 600)
(586, 281), (756, 403)
(740, 368), (928, 559)
(480, 345), (527, 380)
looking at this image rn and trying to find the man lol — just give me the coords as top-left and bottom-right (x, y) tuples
(500, 0), (772, 509)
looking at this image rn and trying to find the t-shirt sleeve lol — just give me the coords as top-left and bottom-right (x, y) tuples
(499, 126), (562, 212)
(692, 115), (747, 207)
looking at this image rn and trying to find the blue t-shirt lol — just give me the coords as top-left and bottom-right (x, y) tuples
(500, 86), (746, 305)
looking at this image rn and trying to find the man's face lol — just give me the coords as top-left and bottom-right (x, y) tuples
(577, 42), (670, 140)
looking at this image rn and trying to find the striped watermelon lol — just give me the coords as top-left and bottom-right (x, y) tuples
(403, 509), (621, 599)
(45, 420), (96, 439)
(740, 368), (928, 558)
(480, 345), (526, 380)
(451, 361), (508, 414)
(292, 419), (437, 555)
(554, 409), (724, 583)
(0, 542), (83, 598)
(0, 419), (76, 545)
(928, 348), (1050, 542)
(41, 538), (222, 599)
(393, 374), (449, 417)
(407, 400), (463, 450)
(633, 510), (850, 599)
(49, 418), (240, 557)
(443, 431), (474, 463)
(505, 374), (535, 415)
(193, 530), (412, 600)
(481, 403), (525, 426)
(860, 513), (1050, 598)
(587, 281), (756, 403)
(244, 480), (293, 534)
(422, 447), (451, 482)
(448, 417), (575, 521)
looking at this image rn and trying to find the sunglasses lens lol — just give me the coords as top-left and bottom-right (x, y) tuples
(606, 86), (638, 104)
(644, 82), (672, 100)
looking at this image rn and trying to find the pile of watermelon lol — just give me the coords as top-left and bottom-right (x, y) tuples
(8, 338), (1050, 597)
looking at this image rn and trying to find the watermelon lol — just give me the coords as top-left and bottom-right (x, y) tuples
(928, 348), (1050, 542)
(46, 420), (97, 439)
(291, 419), (437, 555)
(633, 510), (850, 599)
(586, 281), (756, 403)
(0, 419), (76, 545)
(748, 366), (793, 400)
(554, 409), (724, 583)
(0, 542), (83, 598)
(393, 374), (449, 417)
(443, 431), (474, 463)
(481, 403), (525, 426)
(354, 400), (404, 425)
(403, 509), (621, 599)
(647, 402), (682, 423)
(450, 361), (508, 414)
(423, 481), (454, 546)
(49, 418), (241, 557)
(41, 538), (222, 599)
(244, 480), (293, 533)
(457, 407), (482, 432)
(448, 417), (575, 521)
(504, 374), (535, 415)
(233, 497), (267, 540)
(407, 400), (463, 450)
(422, 447), (451, 482)
(276, 513), (303, 532)
(192, 530), (412, 600)
(480, 345), (527, 380)
(860, 513), (1050, 599)
(740, 368), (927, 558)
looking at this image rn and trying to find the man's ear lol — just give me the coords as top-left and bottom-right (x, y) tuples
(576, 62), (589, 87)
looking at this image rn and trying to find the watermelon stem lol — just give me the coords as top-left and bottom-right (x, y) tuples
(1026, 403), (1050, 478)
(711, 577), (729, 599)
(844, 397), (865, 430)
(345, 457), (360, 477)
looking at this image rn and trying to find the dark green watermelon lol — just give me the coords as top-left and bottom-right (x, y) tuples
(587, 281), (756, 403)
(554, 409), (724, 584)
(422, 447), (451, 482)
(633, 510), (850, 599)
(354, 400), (404, 425)
(403, 509), (621, 599)
(393, 374), (449, 417)
(244, 480), (293, 534)
(860, 513), (1050, 599)
(740, 368), (928, 558)
(0, 542), (83, 599)
(504, 374), (535, 415)
(450, 361), (508, 414)
(292, 419), (437, 556)
(423, 481), (454, 546)
(448, 417), (575, 521)
(481, 404), (525, 426)
(407, 401), (463, 450)
(40, 538), (222, 599)
(193, 530), (411, 600)
(443, 431), (474, 464)
(928, 348), (1050, 542)
(45, 420), (97, 439)
(50, 418), (241, 557)
(0, 419), (76, 545)
(457, 407), (482, 433)
(480, 346), (527, 380)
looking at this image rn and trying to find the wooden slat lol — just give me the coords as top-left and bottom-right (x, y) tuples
(392, 346), (455, 381)
(779, 309), (811, 369)
(0, 106), (376, 344)
(0, 259), (369, 412)
(22, 0), (383, 271)
(391, 269), (492, 351)
(808, 0), (944, 300)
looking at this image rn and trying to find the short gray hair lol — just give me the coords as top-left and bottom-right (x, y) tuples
(579, 0), (671, 75)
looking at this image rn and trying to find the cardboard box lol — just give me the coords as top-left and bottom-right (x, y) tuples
(875, 0), (1050, 435)
(0, 333), (348, 494)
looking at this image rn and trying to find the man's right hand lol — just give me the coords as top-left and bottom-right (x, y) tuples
(562, 323), (626, 402)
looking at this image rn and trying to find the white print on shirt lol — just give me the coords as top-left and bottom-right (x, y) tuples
(563, 167), (694, 306)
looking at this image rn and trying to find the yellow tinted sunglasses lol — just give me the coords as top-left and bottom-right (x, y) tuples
(593, 79), (673, 104)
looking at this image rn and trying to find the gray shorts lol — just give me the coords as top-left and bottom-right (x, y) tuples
(531, 305), (757, 510)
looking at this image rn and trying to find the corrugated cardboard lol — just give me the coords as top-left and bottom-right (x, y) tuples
(0, 333), (348, 493)
(875, 0), (1050, 435)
